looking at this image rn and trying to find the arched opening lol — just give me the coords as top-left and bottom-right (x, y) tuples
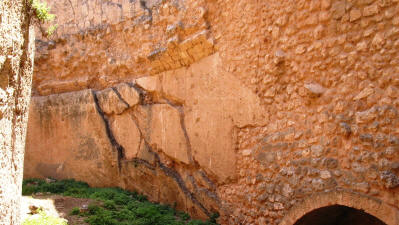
(293, 205), (387, 225)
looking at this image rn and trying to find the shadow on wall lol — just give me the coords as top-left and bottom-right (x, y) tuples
(293, 205), (386, 225)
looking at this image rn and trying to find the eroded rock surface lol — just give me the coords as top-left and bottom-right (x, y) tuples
(0, 0), (34, 224)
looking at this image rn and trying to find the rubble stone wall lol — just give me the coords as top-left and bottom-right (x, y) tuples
(25, 0), (399, 224)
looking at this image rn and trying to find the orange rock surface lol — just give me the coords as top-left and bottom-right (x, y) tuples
(25, 0), (399, 224)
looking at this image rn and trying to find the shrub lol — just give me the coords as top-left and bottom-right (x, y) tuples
(28, 0), (57, 36)
(70, 207), (80, 216)
(22, 178), (220, 225)
(29, 0), (54, 22)
(103, 200), (117, 210)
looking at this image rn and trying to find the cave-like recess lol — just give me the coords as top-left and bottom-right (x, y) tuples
(293, 205), (387, 225)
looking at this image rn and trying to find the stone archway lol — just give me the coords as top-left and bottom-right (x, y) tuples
(278, 191), (399, 225)
(293, 205), (386, 225)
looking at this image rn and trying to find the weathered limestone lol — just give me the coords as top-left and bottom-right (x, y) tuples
(160, 54), (264, 180)
(24, 90), (120, 187)
(25, 54), (263, 218)
(25, 0), (399, 223)
(149, 104), (190, 164)
(0, 0), (34, 224)
(111, 113), (141, 160)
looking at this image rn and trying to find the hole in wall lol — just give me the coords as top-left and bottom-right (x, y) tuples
(293, 204), (387, 225)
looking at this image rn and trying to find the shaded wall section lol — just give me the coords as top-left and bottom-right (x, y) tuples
(0, 0), (34, 224)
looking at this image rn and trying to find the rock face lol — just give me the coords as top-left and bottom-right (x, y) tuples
(25, 0), (399, 224)
(0, 0), (34, 224)
(25, 54), (264, 218)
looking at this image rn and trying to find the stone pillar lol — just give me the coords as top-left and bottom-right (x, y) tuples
(0, 0), (34, 224)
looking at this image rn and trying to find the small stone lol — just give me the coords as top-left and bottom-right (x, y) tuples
(275, 49), (286, 58)
(311, 145), (324, 157)
(380, 171), (399, 189)
(241, 149), (253, 156)
(333, 170), (342, 177)
(350, 9), (362, 21)
(352, 162), (367, 173)
(372, 33), (385, 49)
(302, 149), (310, 157)
(312, 178), (324, 191)
(320, 170), (332, 179)
(339, 122), (351, 137)
(257, 193), (268, 202)
(256, 151), (276, 164)
(321, 0), (331, 9)
(266, 184), (275, 194)
(273, 49), (286, 64)
(311, 158), (321, 167)
(354, 182), (370, 193)
(295, 45), (307, 54)
(356, 41), (368, 51)
(332, 1), (346, 19)
(282, 184), (293, 197)
(359, 134), (373, 143)
(324, 178), (338, 189)
(353, 87), (374, 100)
(323, 158), (338, 169)
(384, 147), (397, 159)
(356, 108), (377, 124)
(80, 204), (89, 213)
(268, 195), (275, 203)
(273, 203), (284, 210)
(363, 4), (379, 17)
(390, 162), (399, 171)
(258, 217), (266, 225)
(304, 83), (326, 96)
(308, 168), (320, 177)
(389, 136), (399, 145)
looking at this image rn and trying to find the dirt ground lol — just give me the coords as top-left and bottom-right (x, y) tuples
(21, 194), (98, 225)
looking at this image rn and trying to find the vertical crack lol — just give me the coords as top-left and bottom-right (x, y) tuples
(164, 100), (194, 164)
(111, 86), (130, 108)
(148, 142), (212, 217)
(128, 103), (213, 217)
(102, 82), (219, 217)
(92, 90), (125, 171)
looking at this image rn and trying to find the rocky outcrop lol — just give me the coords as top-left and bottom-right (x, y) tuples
(25, 0), (399, 224)
(25, 53), (265, 218)
(0, 0), (34, 224)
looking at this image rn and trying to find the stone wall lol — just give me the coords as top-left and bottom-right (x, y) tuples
(0, 0), (34, 224)
(25, 0), (399, 224)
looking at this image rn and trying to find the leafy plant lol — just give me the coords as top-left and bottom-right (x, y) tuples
(29, 0), (55, 22)
(46, 24), (58, 36)
(70, 207), (80, 216)
(28, 0), (57, 36)
(23, 179), (220, 225)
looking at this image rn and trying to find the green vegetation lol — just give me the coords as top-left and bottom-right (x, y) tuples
(70, 207), (80, 216)
(22, 209), (67, 225)
(28, 0), (57, 36)
(23, 178), (219, 225)
(29, 0), (55, 22)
